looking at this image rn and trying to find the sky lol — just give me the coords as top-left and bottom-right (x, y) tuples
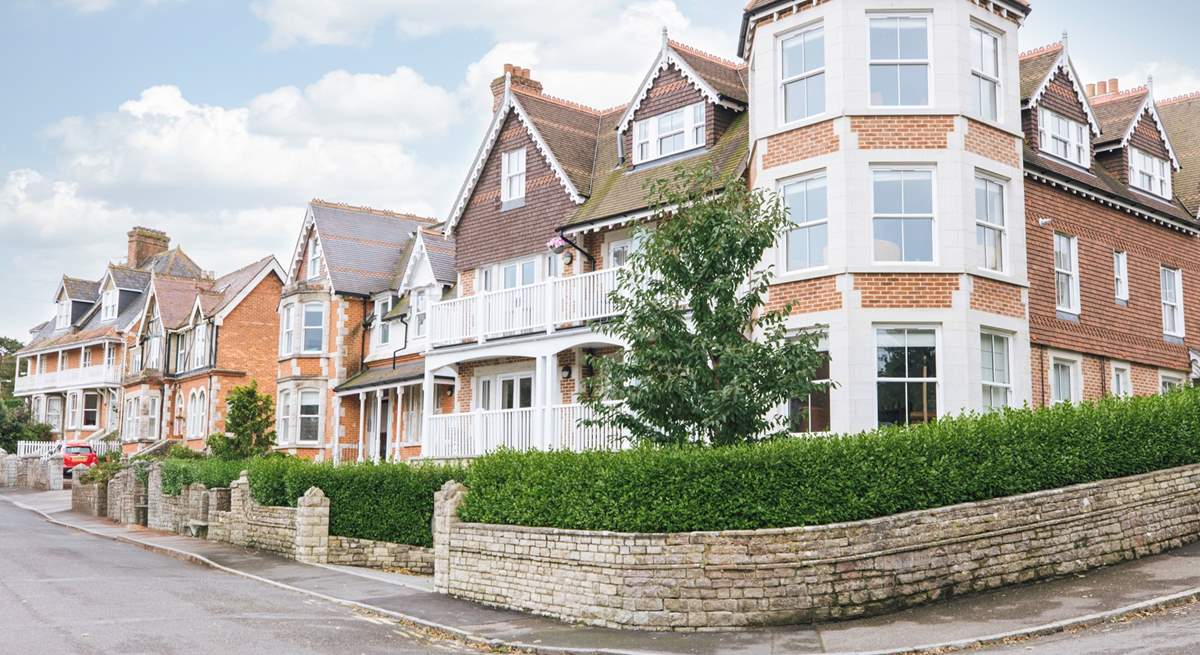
(1, 0), (1197, 340)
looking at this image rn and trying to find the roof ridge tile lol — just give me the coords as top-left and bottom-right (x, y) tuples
(311, 199), (437, 223)
(512, 86), (602, 115)
(667, 39), (746, 70)
(1091, 86), (1148, 105)
(1159, 90), (1200, 107)
(1018, 42), (1063, 60)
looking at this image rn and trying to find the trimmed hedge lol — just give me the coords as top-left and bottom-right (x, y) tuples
(458, 387), (1200, 533)
(248, 459), (466, 547)
(160, 458), (250, 496)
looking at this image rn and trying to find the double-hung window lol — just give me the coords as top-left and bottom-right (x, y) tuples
(1161, 372), (1186, 393)
(873, 169), (933, 262)
(299, 390), (320, 442)
(1161, 266), (1184, 337)
(783, 173), (828, 271)
(302, 303), (324, 353)
(869, 15), (929, 106)
(192, 323), (206, 369)
(1111, 361), (1132, 397)
(82, 393), (100, 429)
(501, 148), (526, 203)
(780, 24), (825, 123)
(280, 304), (294, 354)
(969, 25), (1000, 121)
(413, 290), (428, 338)
(788, 350), (830, 433)
(67, 393), (79, 429)
(306, 237), (322, 280)
(175, 333), (188, 372)
(101, 289), (117, 320)
(980, 332), (1011, 409)
(375, 297), (392, 346)
(277, 390), (291, 444)
(631, 102), (705, 164)
(56, 301), (70, 329)
(876, 327), (938, 426)
(975, 176), (1005, 272)
(1130, 148), (1172, 199)
(1038, 108), (1089, 167)
(1113, 251), (1129, 301)
(1054, 233), (1080, 314)
(82, 348), (92, 368)
(1051, 356), (1079, 404)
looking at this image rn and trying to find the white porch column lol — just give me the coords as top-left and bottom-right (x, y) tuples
(357, 392), (366, 462)
(331, 394), (342, 464)
(421, 369), (435, 457)
(373, 389), (383, 463)
(534, 355), (547, 451)
(547, 352), (559, 449)
(393, 385), (404, 461)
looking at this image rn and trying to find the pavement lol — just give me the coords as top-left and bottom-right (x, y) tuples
(5, 488), (1200, 655)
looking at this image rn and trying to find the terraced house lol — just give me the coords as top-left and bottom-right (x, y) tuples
(274, 200), (455, 463)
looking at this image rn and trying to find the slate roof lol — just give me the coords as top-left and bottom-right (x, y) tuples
(61, 276), (100, 302)
(110, 266), (151, 290)
(565, 112), (750, 228)
(334, 359), (453, 393)
(310, 200), (436, 297)
(1158, 93), (1200, 216)
(1092, 88), (1150, 148)
(1018, 43), (1064, 102)
(142, 247), (203, 278)
(208, 256), (276, 315)
(420, 228), (457, 286)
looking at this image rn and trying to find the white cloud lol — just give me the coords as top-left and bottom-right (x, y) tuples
(1115, 61), (1200, 102)
(57, 0), (178, 12)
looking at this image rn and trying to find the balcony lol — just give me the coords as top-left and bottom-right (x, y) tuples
(430, 267), (623, 348)
(13, 365), (123, 394)
(425, 403), (626, 459)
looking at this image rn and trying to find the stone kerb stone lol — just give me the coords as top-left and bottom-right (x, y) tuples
(437, 463), (1200, 631)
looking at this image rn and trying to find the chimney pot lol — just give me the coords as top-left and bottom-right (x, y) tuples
(1097, 80), (1108, 95)
(1108, 78), (1119, 93)
(1086, 83), (1096, 97)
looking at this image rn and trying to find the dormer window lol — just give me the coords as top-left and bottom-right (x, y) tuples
(101, 288), (117, 321)
(55, 300), (71, 329)
(1038, 107), (1089, 168)
(633, 102), (705, 165)
(501, 148), (526, 204)
(1130, 148), (1172, 199)
(306, 236), (322, 280)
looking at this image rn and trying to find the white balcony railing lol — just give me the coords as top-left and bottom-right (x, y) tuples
(13, 365), (123, 394)
(425, 403), (626, 459)
(430, 267), (623, 347)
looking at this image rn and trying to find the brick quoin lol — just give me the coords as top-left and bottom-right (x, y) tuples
(762, 119), (838, 169)
(964, 119), (1021, 168)
(853, 273), (959, 309)
(766, 276), (842, 314)
(850, 115), (954, 150)
(969, 276), (1026, 318)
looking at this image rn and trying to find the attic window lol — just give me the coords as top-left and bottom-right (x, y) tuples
(1038, 107), (1089, 168)
(1130, 148), (1172, 199)
(101, 288), (117, 321)
(306, 236), (322, 280)
(633, 102), (706, 165)
(501, 148), (527, 204)
(55, 300), (71, 329)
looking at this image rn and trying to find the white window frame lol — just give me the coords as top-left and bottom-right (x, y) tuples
(779, 23), (826, 125)
(82, 392), (100, 430)
(1049, 352), (1082, 405)
(787, 342), (830, 434)
(298, 389), (321, 443)
(55, 300), (71, 329)
(1130, 147), (1172, 199)
(101, 288), (118, 321)
(975, 174), (1006, 273)
(608, 239), (633, 269)
(980, 330), (1011, 410)
(781, 171), (829, 272)
(306, 236), (322, 281)
(104, 345), (116, 369)
(192, 323), (207, 370)
(1111, 361), (1132, 397)
(82, 348), (92, 368)
(1054, 233), (1080, 314)
(302, 302), (325, 354)
(412, 290), (428, 339)
(277, 390), (292, 445)
(1113, 251), (1129, 302)
(872, 168), (935, 264)
(631, 101), (706, 165)
(500, 148), (527, 203)
(1160, 371), (1187, 394)
(875, 326), (940, 427)
(969, 23), (1001, 122)
(280, 303), (295, 355)
(374, 297), (393, 347)
(868, 14), (931, 108)
(1161, 266), (1185, 337)
(66, 392), (80, 430)
(1038, 107), (1090, 168)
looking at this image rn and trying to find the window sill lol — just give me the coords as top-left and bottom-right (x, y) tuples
(1115, 298), (1129, 307)
(1165, 334), (1186, 345)
(500, 197), (526, 212)
(1055, 310), (1080, 322)
(630, 146), (707, 172)
(970, 268), (1027, 287)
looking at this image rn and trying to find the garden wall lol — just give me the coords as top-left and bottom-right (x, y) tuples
(106, 468), (146, 526)
(327, 536), (434, 574)
(433, 463), (1200, 631)
(71, 478), (107, 517)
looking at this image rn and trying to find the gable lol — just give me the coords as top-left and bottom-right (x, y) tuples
(454, 111), (579, 271)
(1129, 109), (1172, 161)
(621, 63), (711, 160)
(1025, 68), (1093, 153)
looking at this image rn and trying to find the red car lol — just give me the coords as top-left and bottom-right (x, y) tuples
(62, 442), (98, 475)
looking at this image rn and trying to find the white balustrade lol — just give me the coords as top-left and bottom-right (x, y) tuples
(426, 414), (475, 459)
(555, 267), (623, 324)
(427, 404), (626, 459)
(429, 295), (478, 346)
(13, 365), (123, 394)
(549, 403), (626, 451)
(483, 286), (546, 339)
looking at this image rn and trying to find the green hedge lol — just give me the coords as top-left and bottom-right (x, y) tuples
(458, 387), (1200, 533)
(248, 459), (467, 547)
(160, 458), (250, 496)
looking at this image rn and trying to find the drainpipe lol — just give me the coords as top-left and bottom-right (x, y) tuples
(557, 229), (595, 269)
(392, 314), (410, 370)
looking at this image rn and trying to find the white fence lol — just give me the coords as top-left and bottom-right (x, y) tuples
(16, 440), (123, 459)
(425, 403), (626, 459)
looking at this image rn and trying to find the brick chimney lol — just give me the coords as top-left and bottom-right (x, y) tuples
(127, 227), (170, 268)
(1089, 78), (1121, 98)
(490, 64), (543, 111)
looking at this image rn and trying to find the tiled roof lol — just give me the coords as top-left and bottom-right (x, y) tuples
(61, 276), (100, 302)
(208, 256), (276, 316)
(564, 112), (749, 228)
(1018, 43), (1063, 102)
(151, 276), (207, 330)
(1158, 93), (1200, 217)
(668, 40), (748, 104)
(334, 359), (452, 393)
(311, 200), (435, 297)
(420, 228), (457, 285)
(514, 89), (604, 197)
(110, 266), (151, 290)
(1092, 88), (1149, 147)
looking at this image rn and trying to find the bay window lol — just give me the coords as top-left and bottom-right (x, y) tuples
(280, 303), (294, 354)
(783, 173), (828, 271)
(277, 390), (292, 444)
(781, 24), (825, 123)
(302, 303), (325, 353)
(975, 176), (1005, 272)
(299, 390), (320, 442)
(876, 327), (938, 426)
(83, 392), (100, 429)
(980, 332), (1011, 409)
(969, 25), (1000, 121)
(788, 351), (830, 433)
(869, 15), (929, 106)
(873, 169), (933, 263)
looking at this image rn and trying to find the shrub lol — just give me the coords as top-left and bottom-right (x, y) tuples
(207, 381), (275, 460)
(79, 452), (123, 485)
(458, 387), (1200, 533)
(160, 458), (250, 496)
(248, 459), (466, 547)
(166, 444), (207, 460)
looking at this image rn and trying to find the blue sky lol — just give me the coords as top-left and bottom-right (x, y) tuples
(0, 0), (1196, 339)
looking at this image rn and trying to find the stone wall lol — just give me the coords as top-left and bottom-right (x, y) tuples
(433, 464), (1200, 631)
(0, 455), (21, 487)
(71, 479), (107, 517)
(105, 468), (146, 526)
(327, 536), (434, 574)
(205, 472), (330, 564)
(146, 464), (212, 534)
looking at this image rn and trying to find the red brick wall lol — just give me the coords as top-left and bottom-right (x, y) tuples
(621, 65), (708, 158)
(1026, 181), (1198, 370)
(965, 119), (1020, 168)
(216, 272), (283, 400)
(850, 115), (954, 150)
(762, 119), (838, 170)
(970, 276), (1027, 318)
(455, 112), (578, 271)
(1029, 345), (1176, 409)
(1130, 110), (1171, 160)
(1023, 68), (1090, 154)
(853, 273), (960, 308)
(766, 276), (842, 314)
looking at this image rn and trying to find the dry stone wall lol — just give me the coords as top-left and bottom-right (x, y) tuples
(433, 464), (1200, 631)
(71, 479), (107, 517)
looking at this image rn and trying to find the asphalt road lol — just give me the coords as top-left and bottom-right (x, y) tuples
(976, 600), (1200, 655)
(0, 500), (476, 655)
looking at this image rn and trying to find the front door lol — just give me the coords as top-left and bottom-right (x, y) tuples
(499, 260), (538, 332)
(499, 374), (534, 410)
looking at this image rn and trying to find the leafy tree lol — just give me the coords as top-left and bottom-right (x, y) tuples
(0, 337), (21, 401)
(582, 167), (828, 447)
(0, 399), (52, 454)
(206, 381), (275, 460)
